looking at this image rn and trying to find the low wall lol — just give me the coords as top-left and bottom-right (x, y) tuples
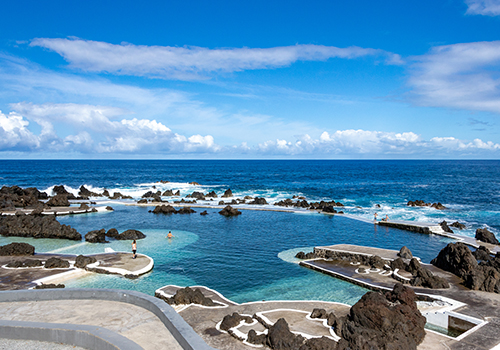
(377, 222), (431, 234)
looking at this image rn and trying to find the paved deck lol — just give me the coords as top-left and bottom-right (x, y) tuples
(299, 244), (500, 350)
(155, 285), (458, 350)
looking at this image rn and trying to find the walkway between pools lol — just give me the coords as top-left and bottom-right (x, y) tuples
(300, 244), (500, 350)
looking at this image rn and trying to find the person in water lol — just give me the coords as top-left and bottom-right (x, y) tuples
(167, 231), (174, 239)
(132, 240), (137, 259)
(373, 212), (378, 222)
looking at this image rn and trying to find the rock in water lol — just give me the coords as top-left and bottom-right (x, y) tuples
(221, 189), (233, 198)
(338, 283), (426, 350)
(0, 215), (81, 240)
(152, 204), (177, 214)
(115, 229), (146, 240)
(106, 228), (119, 238)
(219, 205), (241, 217)
(398, 246), (413, 259)
(35, 283), (65, 289)
(450, 221), (466, 229)
(475, 228), (499, 245)
(177, 207), (196, 214)
(85, 229), (108, 243)
(0, 242), (35, 256)
(439, 221), (454, 234)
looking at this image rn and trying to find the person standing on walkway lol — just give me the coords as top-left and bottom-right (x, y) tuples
(132, 240), (137, 259)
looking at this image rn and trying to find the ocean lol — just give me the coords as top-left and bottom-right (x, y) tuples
(0, 160), (498, 305)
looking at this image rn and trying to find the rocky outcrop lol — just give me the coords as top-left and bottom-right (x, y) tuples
(249, 197), (268, 205)
(78, 185), (101, 198)
(205, 191), (218, 198)
(407, 258), (449, 289)
(219, 205), (241, 217)
(152, 204), (177, 214)
(46, 194), (70, 207)
(398, 246), (413, 259)
(164, 287), (217, 306)
(137, 199), (148, 204)
(115, 229), (146, 240)
(186, 191), (205, 200)
(0, 242), (35, 256)
(178, 207), (196, 214)
(35, 283), (65, 289)
(105, 228), (118, 238)
(85, 229), (108, 243)
(450, 221), (466, 229)
(75, 255), (97, 268)
(266, 318), (306, 350)
(152, 205), (195, 214)
(0, 185), (48, 209)
(407, 200), (446, 209)
(44, 257), (70, 269)
(431, 242), (500, 293)
(390, 257), (406, 270)
(52, 185), (76, 199)
(200, 210), (208, 216)
(0, 214), (81, 240)
(475, 228), (499, 245)
(338, 283), (426, 350)
(431, 242), (478, 279)
(222, 189), (233, 198)
(7, 259), (43, 268)
(473, 246), (492, 261)
(220, 313), (253, 331)
(439, 221), (454, 234)
(295, 251), (316, 259)
(299, 337), (338, 350)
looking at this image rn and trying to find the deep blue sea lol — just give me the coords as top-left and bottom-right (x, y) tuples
(0, 160), (499, 305)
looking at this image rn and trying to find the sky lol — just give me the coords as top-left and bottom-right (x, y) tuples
(1, 0), (500, 159)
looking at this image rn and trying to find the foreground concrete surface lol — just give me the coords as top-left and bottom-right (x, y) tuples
(0, 299), (183, 350)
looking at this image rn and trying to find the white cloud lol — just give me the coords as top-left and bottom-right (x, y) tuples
(29, 38), (403, 80)
(465, 0), (500, 16)
(408, 40), (500, 113)
(5, 103), (221, 154)
(254, 130), (500, 157)
(0, 111), (40, 150)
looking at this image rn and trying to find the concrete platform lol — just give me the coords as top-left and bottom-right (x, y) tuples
(155, 285), (459, 350)
(0, 252), (154, 290)
(299, 244), (500, 350)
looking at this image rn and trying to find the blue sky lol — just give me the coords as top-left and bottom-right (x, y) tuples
(1, 0), (500, 158)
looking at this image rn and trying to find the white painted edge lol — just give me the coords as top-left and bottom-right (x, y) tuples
(93, 254), (154, 276)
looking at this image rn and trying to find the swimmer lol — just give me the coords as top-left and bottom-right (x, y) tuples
(167, 231), (174, 239)
(373, 213), (378, 222)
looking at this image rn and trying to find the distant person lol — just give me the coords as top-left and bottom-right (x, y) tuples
(374, 213), (378, 222)
(385, 215), (389, 221)
(132, 240), (137, 259)
(167, 231), (174, 239)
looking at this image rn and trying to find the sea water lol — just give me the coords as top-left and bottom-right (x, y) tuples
(0, 160), (498, 305)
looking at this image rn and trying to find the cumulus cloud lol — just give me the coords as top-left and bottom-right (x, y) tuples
(408, 40), (500, 113)
(465, 0), (500, 16)
(0, 111), (40, 150)
(5, 103), (221, 154)
(29, 38), (403, 80)
(254, 130), (500, 157)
